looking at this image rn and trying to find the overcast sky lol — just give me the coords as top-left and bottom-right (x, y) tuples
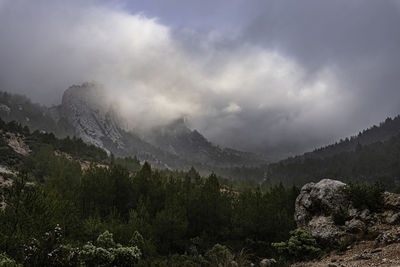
(1, 0), (400, 157)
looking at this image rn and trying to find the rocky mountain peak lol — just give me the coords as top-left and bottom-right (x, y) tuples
(60, 82), (124, 153)
(157, 118), (191, 137)
(1, 84), (265, 169)
(62, 82), (107, 109)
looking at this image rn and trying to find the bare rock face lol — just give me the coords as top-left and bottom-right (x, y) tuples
(374, 226), (400, 246)
(383, 192), (400, 211)
(295, 179), (350, 245)
(295, 179), (400, 248)
(60, 83), (124, 154)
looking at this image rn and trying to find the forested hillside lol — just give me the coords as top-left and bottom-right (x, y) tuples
(267, 132), (400, 189)
(0, 119), (299, 266)
(308, 116), (400, 158)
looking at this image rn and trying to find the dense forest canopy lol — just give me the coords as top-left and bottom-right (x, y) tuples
(0, 119), (299, 265)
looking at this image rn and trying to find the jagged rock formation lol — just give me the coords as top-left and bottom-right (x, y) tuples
(55, 83), (263, 168)
(59, 83), (124, 154)
(295, 179), (400, 247)
(0, 83), (264, 170)
(147, 118), (263, 167)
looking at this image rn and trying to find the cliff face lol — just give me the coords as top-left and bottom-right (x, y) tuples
(50, 83), (264, 169)
(147, 118), (264, 167)
(60, 83), (124, 154)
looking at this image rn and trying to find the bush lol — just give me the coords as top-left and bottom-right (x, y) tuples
(80, 244), (114, 267)
(111, 247), (142, 267)
(96, 231), (116, 249)
(205, 244), (234, 266)
(272, 228), (320, 262)
(343, 182), (385, 211)
(80, 231), (141, 267)
(338, 236), (357, 252)
(24, 224), (69, 267)
(0, 253), (21, 267)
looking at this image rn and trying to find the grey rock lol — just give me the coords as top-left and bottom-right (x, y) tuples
(354, 252), (372, 260)
(308, 216), (346, 244)
(295, 179), (350, 244)
(231, 260), (238, 267)
(359, 209), (371, 221)
(345, 218), (365, 233)
(371, 248), (382, 253)
(295, 178), (400, 249)
(260, 258), (277, 267)
(374, 227), (400, 246)
(348, 207), (358, 218)
(388, 212), (400, 225)
(384, 192), (400, 211)
(61, 83), (124, 154)
(0, 103), (11, 114)
(295, 179), (348, 225)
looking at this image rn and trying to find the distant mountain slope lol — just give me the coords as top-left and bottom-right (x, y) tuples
(0, 83), (265, 170)
(267, 116), (400, 188)
(307, 116), (400, 158)
(147, 118), (264, 167)
(0, 91), (74, 137)
(0, 117), (108, 170)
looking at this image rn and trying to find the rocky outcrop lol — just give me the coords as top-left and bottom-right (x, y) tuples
(295, 179), (400, 247)
(4, 132), (31, 155)
(295, 179), (348, 226)
(60, 83), (125, 154)
(295, 179), (351, 245)
(51, 83), (264, 169)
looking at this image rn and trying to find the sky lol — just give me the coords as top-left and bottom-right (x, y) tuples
(0, 0), (400, 157)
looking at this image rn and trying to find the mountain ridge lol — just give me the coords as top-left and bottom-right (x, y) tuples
(0, 83), (265, 170)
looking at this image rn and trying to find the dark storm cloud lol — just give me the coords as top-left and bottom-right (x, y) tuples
(236, 0), (400, 154)
(0, 0), (399, 158)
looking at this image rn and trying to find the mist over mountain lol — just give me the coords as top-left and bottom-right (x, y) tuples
(2, 1), (400, 266)
(0, 83), (265, 170)
(1, 0), (400, 158)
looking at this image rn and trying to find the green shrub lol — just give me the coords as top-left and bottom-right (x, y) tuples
(343, 182), (385, 211)
(80, 244), (114, 267)
(272, 228), (320, 262)
(205, 244), (234, 266)
(96, 231), (116, 249)
(111, 247), (141, 267)
(23, 224), (70, 267)
(338, 236), (357, 252)
(129, 231), (145, 248)
(0, 253), (21, 267)
(80, 231), (141, 267)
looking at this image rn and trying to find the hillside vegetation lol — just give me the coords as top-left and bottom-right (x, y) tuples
(266, 116), (400, 190)
(0, 119), (298, 266)
(267, 133), (400, 189)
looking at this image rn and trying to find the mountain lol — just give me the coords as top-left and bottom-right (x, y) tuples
(306, 116), (400, 159)
(266, 116), (400, 187)
(0, 91), (74, 137)
(57, 83), (124, 153)
(147, 118), (263, 167)
(0, 83), (264, 170)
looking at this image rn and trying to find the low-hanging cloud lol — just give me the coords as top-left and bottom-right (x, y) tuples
(1, 0), (396, 157)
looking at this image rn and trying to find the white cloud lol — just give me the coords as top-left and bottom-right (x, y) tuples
(224, 102), (242, 113)
(0, 0), (354, 154)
